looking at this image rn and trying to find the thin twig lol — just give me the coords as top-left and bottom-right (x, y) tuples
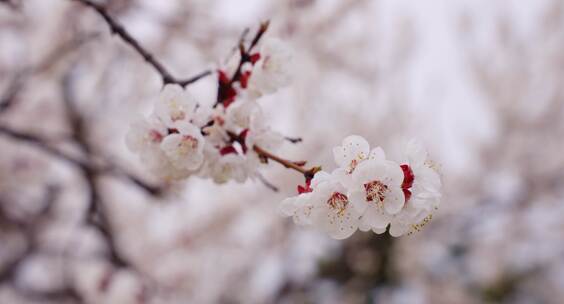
(70, 0), (211, 88)
(256, 173), (279, 192)
(0, 186), (59, 283)
(253, 145), (320, 179)
(0, 124), (94, 170)
(61, 71), (132, 269)
(34, 32), (100, 74)
(0, 73), (23, 113)
(215, 21), (270, 107)
(0, 33), (98, 114)
(227, 130), (319, 180)
(0, 124), (161, 196)
(0, 0), (19, 9)
(284, 136), (303, 144)
(229, 21), (269, 86)
(0, 185), (85, 303)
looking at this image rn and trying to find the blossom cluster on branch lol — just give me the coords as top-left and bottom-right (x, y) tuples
(280, 136), (442, 239)
(126, 25), (442, 240)
(126, 32), (291, 182)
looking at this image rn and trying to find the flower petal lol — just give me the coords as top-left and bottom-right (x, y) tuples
(383, 187), (405, 215)
(365, 206), (390, 229)
(372, 226), (387, 234)
(368, 147), (385, 161)
(358, 219), (371, 232)
(352, 159), (387, 184)
(311, 171), (332, 188)
(327, 209), (359, 240)
(279, 197), (297, 216)
(348, 190), (368, 214)
(333, 135), (369, 168)
(332, 168), (356, 190)
(389, 222), (410, 237)
(385, 161), (405, 186)
(406, 139), (427, 168)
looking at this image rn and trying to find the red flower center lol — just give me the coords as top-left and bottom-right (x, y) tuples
(364, 180), (388, 202)
(327, 192), (349, 214)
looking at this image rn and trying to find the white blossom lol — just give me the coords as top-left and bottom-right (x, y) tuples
(248, 38), (293, 96)
(202, 147), (248, 184)
(332, 135), (386, 188)
(125, 116), (167, 154)
(225, 98), (260, 130)
(387, 203), (436, 237)
(126, 86), (207, 180)
(245, 108), (284, 152)
(281, 171), (360, 240)
(278, 136), (443, 239)
(279, 171), (332, 227)
(279, 192), (315, 226)
(309, 172), (361, 240)
(402, 140), (442, 206)
(201, 105), (230, 147)
(160, 121), (205, 171)
(125, 116), (190, 179)
(155, 84), (199, 127)
(380, 140), (442, 237)
(140, 146), (192, 181)
(348, 156), (405, 232)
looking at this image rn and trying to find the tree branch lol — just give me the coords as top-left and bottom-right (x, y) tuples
(253, 145), (321, 179)
(70, 0), (211, 87)
(284, 136), (303, 144)
(215, 21), (270, 107)
(0, 124), (162, 196)
(256, 173), (279, 192)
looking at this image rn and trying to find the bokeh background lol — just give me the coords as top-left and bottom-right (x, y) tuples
(1, 0), (564, 303)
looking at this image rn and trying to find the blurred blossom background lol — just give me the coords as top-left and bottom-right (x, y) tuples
(1, 0), (563, 303)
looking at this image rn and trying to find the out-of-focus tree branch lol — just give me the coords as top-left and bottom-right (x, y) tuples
(0, 0), (20, 10)
(0, 186), (84, 302)
(61, 70), (135, 270)
(0, 73), (22, 114)
(215, 22), (269, 107)
(70, 0), (212, 88)
(0, 124), (162, 196)
(0, 33), (98, 115)
(0, 124), (93, 169)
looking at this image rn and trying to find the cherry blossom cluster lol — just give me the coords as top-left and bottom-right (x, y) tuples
(125, 28), (442, 239)
(126, 36), (292, 184)
(280, 136), (442, 239)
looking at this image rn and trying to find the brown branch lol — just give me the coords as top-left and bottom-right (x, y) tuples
(215, 21), (270, 107)
(0, 123), (138, 268)
(226, 130), (318, 180)
(0, 33), (96, 114)
(0, 73), (23, 114)
(0, 123), (161, 196)
(0, 186), (84, 302)
(70, 0), (211, 88)
(84, 174), (131, 269)
(229, 21), (269, 86)
(0, 0), (19, 9)
(0, 124), (94, 169)
(253, 145), (320, 179)
(60, 70), (151, 270)
(0, 186), (59, 283)
(15, 286), (84, 303)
